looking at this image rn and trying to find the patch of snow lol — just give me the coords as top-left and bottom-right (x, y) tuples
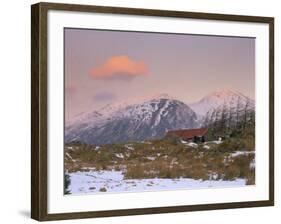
(213, 139), (223, 144)
(171, 158), (178, 165)
(210, 173), (219, 180)
(115, 153), (124, 159)
(153, 99), (170, 127)
(141, 141), (152, 145)
(146, 156), (156, 161)
(65, 152), (72, 160)
(94, 146), (100, 151)
(187, 142), (198, 148)
(68, 170), (247, 195)
(204, 141), (215, 144)
(81, 167), (96, 171)
(223, 155), (233, 164)
(180, 140), (188, 144)
(203, 145), (210, 149)
(66, 146), (73, 150)
(65, 152), (76, 162)
(231, 151), (254, 157)
(125, 152), (130, 158)
(125, 144), (134, 150)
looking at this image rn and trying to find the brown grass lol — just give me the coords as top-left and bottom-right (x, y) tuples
(65, 137), (255, 184)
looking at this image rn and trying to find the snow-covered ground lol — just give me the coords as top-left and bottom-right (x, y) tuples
(67, 170), (246, 195)
(230, 151), (254, 157)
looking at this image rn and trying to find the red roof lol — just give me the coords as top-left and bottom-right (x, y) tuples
(166, 128), (208, 139)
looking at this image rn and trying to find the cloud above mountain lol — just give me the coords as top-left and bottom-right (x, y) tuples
(90, 55), (148, 80)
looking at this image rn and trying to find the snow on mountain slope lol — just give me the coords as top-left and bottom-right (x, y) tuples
(67, 93), (176, 126)
(189, 90), (254, 117)
(65, 94), (198, 145)
(65, 90), (254, 145)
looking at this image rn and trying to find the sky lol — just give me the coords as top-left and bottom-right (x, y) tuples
(65, 28), (255, 122)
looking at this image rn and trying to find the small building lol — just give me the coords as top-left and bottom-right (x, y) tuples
(166, 128), (208, 143)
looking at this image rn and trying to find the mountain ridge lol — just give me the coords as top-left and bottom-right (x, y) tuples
(66, 96), (198, 145)
(65, 90), (254, 145)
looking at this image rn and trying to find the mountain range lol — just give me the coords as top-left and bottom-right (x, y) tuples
(65, 90), (254, 145)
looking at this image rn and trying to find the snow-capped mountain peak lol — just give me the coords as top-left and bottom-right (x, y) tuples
(189, 89), (254, 117)
(69, 93), (178, 125)
(206, 89), (249, 101)
(65, 90), (254, 145)
(65, 94), (198, 145)
(146, 93), (176, 101)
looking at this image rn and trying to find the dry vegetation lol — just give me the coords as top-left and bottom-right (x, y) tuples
(65, 136), (255, 185)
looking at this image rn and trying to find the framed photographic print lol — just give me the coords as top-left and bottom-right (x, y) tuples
(31, 2), (274, 221)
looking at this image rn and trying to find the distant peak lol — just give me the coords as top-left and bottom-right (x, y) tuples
(189, 89), (254, 116)
(148, 93), (176, 100)
(121, 93), (178, 104)
(209, 89), (236, 97)
(205, 89), (251, 100)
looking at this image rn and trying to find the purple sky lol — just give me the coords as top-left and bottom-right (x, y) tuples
(65, 28), (255, 121)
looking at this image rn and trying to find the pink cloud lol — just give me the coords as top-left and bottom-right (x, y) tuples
(90, 55), (148, 80)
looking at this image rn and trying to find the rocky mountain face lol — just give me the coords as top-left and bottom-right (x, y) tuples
(65, 90), (255, 145)
(65, 94), (198, 145)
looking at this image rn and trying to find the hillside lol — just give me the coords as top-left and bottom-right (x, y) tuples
(65, 94), (198, 145)
(65, 137), (255, 194)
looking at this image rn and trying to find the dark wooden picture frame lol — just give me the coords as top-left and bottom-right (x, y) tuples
(31, 2), (274, 221)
